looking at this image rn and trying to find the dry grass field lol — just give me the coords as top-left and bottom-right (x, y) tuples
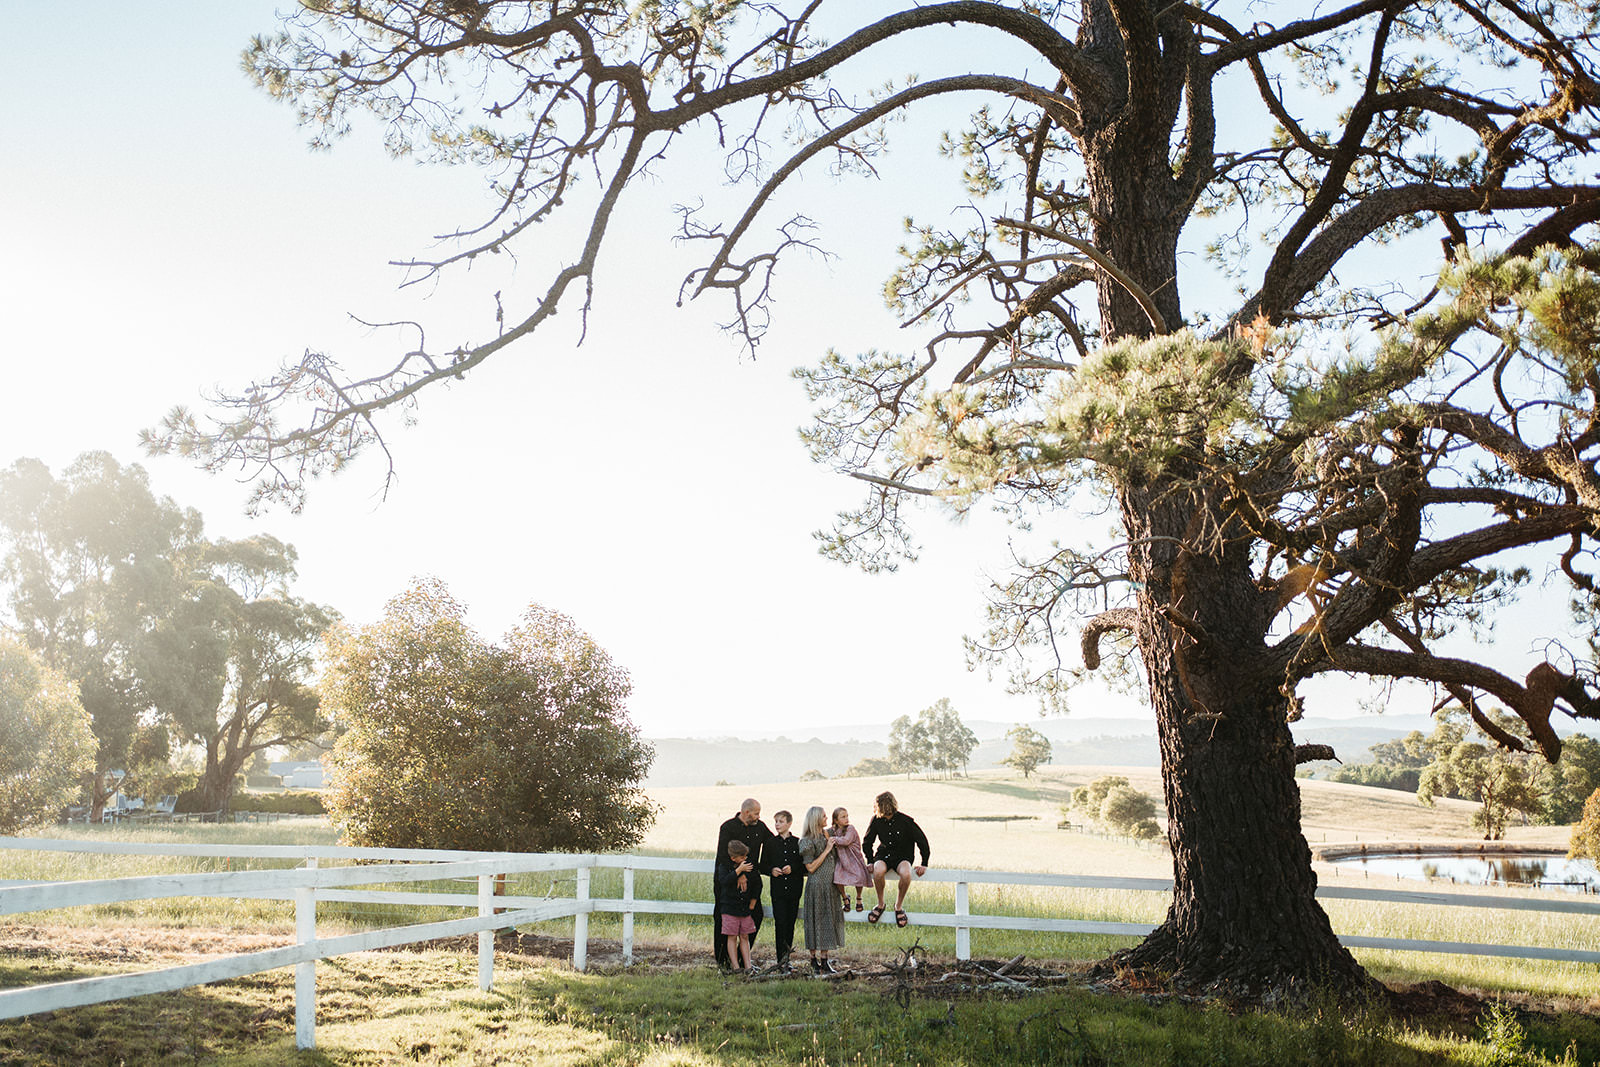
(638, 764), (1569, 877)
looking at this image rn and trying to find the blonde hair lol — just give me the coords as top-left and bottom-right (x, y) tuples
(831, 806), (848, 831)
(802, 805), (828, 839)
(875, 791), (898, 818)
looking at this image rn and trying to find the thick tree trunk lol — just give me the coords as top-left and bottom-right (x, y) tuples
(1068, 7), (1374, 997)
(195, 738), (244, 817)
(1102, 486), (1375, 999)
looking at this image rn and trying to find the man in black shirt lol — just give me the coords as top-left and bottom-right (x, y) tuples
(713, 797), (774, 968)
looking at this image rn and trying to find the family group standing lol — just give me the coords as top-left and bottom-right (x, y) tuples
(711, 791), (932, 975)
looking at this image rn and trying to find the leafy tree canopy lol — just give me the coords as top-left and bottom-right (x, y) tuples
(1567, 788), (1600, 863)
(0, 454), (199, 812)
(151, 535), (337, 814)
(1100, 783), (1159, 833)
(1418, 709), (1544, 840)
(0, 454), (335, 817)
(323, 578), (656, 852)
(0, 638), (96, 833)
(1533, 734), (1600, 825)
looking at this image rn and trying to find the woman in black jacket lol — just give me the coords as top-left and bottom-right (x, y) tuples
(862, 791), (930, 927)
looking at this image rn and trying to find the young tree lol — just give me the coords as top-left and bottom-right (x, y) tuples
(0, 638), (96, 833)
(323, 578), (656, 852)
(1073, 774), (1132, 816)
(153, 1), (1600, 997)
(1100, 784), (1160, 834)
(1002, 724), (1053, 779)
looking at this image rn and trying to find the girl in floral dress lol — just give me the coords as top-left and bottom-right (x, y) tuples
(829, 806), (873, 913)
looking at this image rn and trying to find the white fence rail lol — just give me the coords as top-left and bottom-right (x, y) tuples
(0, 837), (1596, 1049)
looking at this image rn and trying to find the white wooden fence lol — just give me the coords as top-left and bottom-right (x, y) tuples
(0, 836), (1597, 1050)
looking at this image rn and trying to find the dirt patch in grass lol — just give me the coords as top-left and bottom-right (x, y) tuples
(0, 922), (289, 967)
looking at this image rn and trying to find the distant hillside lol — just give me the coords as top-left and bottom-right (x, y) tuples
(645, 716), (1600, 786)
(644, 730), (1161, 786)
(644, 737), (886, 787)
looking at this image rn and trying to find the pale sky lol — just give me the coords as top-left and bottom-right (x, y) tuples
(0, 3), (1576, 741)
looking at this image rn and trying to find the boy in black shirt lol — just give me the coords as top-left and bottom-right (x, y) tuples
(762, 810), (804, 973)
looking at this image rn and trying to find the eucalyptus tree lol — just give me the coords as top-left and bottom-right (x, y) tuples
(149, 535), (335, 814)
(152, 1), (1600, 996)
(0, 454), (200, 816)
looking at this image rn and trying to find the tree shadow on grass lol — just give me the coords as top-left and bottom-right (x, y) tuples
(940, 777), (1075, 805)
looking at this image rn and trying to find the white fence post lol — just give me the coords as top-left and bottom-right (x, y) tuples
(478, 874), (495, 991)
(295, 857), (317, 1050)
(622, 867), (635, 966)
(955, 880), (970, 961)
(573, 865), (591, 973)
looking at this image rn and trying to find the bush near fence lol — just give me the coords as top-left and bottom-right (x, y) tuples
(232, 791), (326, 816)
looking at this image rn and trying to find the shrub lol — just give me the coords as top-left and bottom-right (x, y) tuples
(845, 757), (894, 777)
(323, 579), (655, 852)
(0, 639), (95, 833)
(1129, 818), (1162, 840)
(1100, 786), (1159, 832)
(234, 790), (325, 815)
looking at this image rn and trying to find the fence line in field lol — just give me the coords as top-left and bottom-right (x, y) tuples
(0, 837), (1596, 1049)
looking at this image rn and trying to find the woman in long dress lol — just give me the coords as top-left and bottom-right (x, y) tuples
(799, 805), (845, 974)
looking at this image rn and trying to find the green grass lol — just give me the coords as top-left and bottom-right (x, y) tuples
(2, 946), (1598, 1065)
(4, 828), (1595, 1001)
(3, 786), (1600, 1062)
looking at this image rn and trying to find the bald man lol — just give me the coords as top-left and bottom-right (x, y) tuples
(712, 797), (774, 969)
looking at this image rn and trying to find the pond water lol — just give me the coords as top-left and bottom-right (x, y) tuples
(1328, 852), (1600, 893)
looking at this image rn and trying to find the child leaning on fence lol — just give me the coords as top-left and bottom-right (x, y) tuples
(829, 807), (872, 913)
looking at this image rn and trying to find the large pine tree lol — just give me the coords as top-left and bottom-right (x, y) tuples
(153, 1), (1600, 997)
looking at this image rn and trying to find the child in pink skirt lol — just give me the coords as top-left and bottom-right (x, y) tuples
(716, 839), (759, 971)
(830, 807), (873, 912)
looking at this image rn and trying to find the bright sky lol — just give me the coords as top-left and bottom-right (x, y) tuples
(0, 3), (1579, 742)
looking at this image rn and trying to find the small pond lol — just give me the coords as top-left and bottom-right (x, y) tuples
(1328, 852), (1600, 893)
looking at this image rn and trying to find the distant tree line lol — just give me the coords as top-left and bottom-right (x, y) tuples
(1327, 708), (1600, 840)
